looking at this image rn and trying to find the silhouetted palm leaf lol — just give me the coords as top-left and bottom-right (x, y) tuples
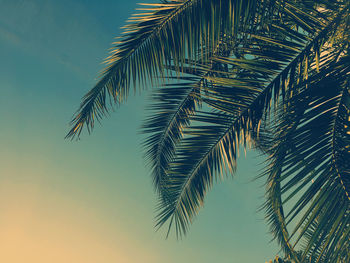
(68, 0), (350, 261)
(155, 1), (347, 240)
(66, 0), (259, 139)
(142, 34), (238, 195)
(265, 53), (350, 263)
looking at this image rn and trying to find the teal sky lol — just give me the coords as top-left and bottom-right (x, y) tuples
(0, 0), (280, 262)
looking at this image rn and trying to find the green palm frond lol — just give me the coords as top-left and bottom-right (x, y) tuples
(155, 53), (291, 237)
(68, 0), (350, 260)
(263, 7), (350, 263)
(263, 104), (307, 260)
(142, 83), (201, 192)
(154, 0), (347, 238)
(66, 0), (259, 139)
(142, 34), (238, 194)
(265, 51), (350, 262)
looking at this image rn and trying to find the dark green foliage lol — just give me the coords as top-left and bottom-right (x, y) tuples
(68, 0), (350, 262)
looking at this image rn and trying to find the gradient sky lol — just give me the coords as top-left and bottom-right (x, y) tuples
(0, 0), (280, 262)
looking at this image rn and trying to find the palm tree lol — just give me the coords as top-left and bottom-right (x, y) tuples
(66, 0), (350, 262)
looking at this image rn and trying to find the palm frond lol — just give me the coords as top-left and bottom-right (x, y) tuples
(142, 83), (201, 192)
(265, 52), (350, 262)
(142, 34), (239, 194)
(66, 0), (259, 139)
(263, 105), (307, 260)
(155, 0), (347, 238)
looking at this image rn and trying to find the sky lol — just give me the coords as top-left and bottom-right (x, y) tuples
(0, 0), (280, 262)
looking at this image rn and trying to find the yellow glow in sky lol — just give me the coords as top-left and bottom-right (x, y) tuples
(0, 182), (159, 263)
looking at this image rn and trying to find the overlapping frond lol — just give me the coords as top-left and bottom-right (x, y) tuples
(142, 81), (201, 191)
(263, 6), (349, 262)
(265, 50), (350, 262)
(154, 0), (348, 238)
(142, 34), (238, 194)
(68, 0), (350, 260)
(66, 0), (259, 139)
(263, 103), (307, 260)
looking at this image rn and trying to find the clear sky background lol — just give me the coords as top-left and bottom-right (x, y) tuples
(0, 0), (280, 262)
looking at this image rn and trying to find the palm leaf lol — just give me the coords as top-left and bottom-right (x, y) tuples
(263, 104), (307, 260)
(155, 0), (347, 238)
(142, 34), (240, 195)
(265, 52), (350, 262)
(142, 82), (201, 192)
(66, 0), (259, 139)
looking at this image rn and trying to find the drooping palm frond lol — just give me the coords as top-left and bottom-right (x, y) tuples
(262, 9), (350, 263)
(141, 0), (281, 201)
(142, 34), (238, 195)
(142, 82), (201, 191)
(261, 14), (350, 255)
(67, 0), (350, 260)
(265, 52), (350, 262)
(66, 0), (259, 139)
(141, 0), (289, 200)
(154, 0), (347, 238)
(263, 102), (307, 261)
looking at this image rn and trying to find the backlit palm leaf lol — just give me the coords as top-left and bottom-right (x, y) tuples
(66, 0), (259, 139)
(68, 0), (350, 261)
(265, 53), (350, 262)
(142, 35), (238, 194)
(155, 0), (347, 240)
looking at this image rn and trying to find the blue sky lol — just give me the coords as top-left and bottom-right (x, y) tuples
(0, 0), (280, 262)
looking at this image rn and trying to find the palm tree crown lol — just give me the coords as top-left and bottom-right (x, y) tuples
(67, 0), (350, 262)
